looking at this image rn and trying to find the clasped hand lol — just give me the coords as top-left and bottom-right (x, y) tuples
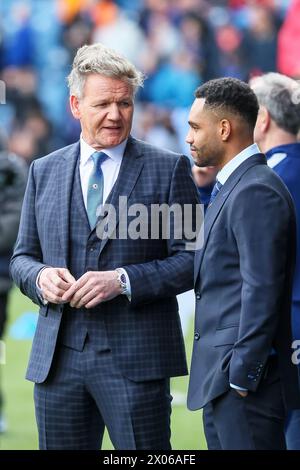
(38, 268), (122, 308)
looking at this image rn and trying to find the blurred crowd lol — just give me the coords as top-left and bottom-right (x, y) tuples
(0, 0), (298, 163)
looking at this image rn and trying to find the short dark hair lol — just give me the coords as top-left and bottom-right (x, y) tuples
(195, 77), (259, 130)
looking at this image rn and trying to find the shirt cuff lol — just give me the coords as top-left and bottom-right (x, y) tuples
(117, 268), (131, 301)
(230, 383), (248, 392)
(36, 267), (49, 306)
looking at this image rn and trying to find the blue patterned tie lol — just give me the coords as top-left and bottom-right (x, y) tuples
(208, 180), (223, 207)
(87, 151), (108, 228)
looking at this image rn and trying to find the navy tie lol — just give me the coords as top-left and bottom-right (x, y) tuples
(208, 180), (223, 207)
(87, 151), (108, 228)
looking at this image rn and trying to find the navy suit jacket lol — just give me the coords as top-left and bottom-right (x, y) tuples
(10, 137), (200, 383)
(267, 143), (300, 340)
(188, 153), (300, 410)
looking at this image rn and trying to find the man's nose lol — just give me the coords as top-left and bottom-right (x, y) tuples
(107, 103), (121, 120)
(186, 129), (193, 144)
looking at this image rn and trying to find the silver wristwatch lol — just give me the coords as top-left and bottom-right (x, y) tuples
(115, 268), (127, 295)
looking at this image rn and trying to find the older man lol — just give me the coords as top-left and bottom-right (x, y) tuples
(10, 44), (199, 450)
(251, 72), (300, 450)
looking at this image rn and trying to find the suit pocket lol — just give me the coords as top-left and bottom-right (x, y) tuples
(39, 304), (49, 317)
(214, 325), (239, 346)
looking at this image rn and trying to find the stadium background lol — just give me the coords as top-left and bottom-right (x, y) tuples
(0, 0), (299, 450)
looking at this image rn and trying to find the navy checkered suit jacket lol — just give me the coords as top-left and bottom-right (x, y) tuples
(10, 136), (200, 383)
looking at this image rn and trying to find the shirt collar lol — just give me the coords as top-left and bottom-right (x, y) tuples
(80, 136), (128, 165)
(217, 143), (261, 186)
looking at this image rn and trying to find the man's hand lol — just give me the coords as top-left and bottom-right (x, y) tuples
(38, 268), (76, 304)
(235, 389), (248, 398)
(61, 270), (122, 309)
(192, 165), (218, 188)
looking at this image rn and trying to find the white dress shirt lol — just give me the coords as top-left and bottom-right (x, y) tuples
(79, 136), (126, 207)
(217, 143), (261, 186)
(37, 136), (131, 302)
(80, 137), (131, 298)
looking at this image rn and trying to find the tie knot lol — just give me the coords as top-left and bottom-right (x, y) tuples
(215, 180), (222, 192)
(208, 180), (223, 207)
(92, 151), (108, 169)
(211, 180), (222, 196)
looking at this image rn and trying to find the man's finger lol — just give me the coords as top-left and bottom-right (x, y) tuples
(62, 273), (91, 301)
(70, 283), (94, 307)
(49, 273), (72, 291)
(75, 288), (99, 309)
(58, 269), (76, 285)
(61, 283), (78, 302)
(42, 287), (63, 305)
(85, 294), (105, 309)
(42, 281), (66, 299)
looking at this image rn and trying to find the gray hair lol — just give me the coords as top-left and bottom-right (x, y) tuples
(67, 43), (144, 98)
(250, 73), (300, 135)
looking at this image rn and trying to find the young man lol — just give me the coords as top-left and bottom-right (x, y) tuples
(187, 77), (300, 450)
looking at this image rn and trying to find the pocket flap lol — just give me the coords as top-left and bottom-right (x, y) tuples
(214, 325), (239, 346)
(39, 304), (49, 317)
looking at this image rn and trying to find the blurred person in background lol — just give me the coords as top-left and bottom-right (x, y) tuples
(134, 104), (180, 153)
(251, 72), (300, 450)
(177, 11), (220, 83)
(1, 1), (34, 69)
(277, 0), (300, 78)
(0, 132), (27, 433)
(241, 5), (280, 76)
(192, 166), (217, 212)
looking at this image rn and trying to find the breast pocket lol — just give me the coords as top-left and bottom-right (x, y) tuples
(214, 325), (239, 347)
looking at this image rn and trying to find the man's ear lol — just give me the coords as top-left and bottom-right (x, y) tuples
(70, 95), (81, 120)
(220, 119), (231, 142)
(259, 106), (271, 133)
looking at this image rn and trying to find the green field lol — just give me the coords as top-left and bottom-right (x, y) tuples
(0, 288), (206, 450)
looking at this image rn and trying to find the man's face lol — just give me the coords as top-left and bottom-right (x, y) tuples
(70, 73), (134, 149)
(186, 98), (224, 167)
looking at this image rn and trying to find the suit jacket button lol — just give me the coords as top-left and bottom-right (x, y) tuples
(194, 332), (200, 341)
(196, 292), (201, 300)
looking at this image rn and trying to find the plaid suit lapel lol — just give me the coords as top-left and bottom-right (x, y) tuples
(98, 137), (144, 255)
(56, 142), (80, 265)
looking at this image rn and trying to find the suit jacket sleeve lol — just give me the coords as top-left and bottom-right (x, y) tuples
(10, 161), (48, 306)
(123, 155), (200, 307)
(229, 183), (295, 391)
